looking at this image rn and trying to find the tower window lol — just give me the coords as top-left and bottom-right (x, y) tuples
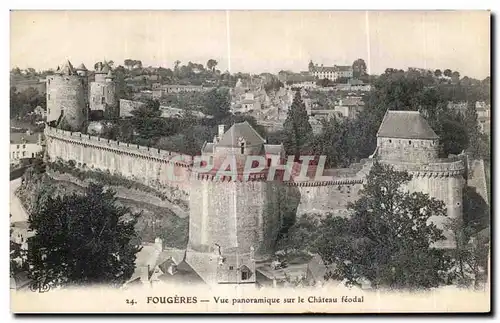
(240, 142), (245, 154)
(241, 271), (249, 280)
(388, 139), (392, 143)
(229, 266), (234, 270)
(101, 97), (105, 104)
(409, 140), (412, 145)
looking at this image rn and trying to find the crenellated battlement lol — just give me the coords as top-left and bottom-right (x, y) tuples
(382, 159), (465, 178)
(45, 125), (193, 167)
(284, 178), (363, 187)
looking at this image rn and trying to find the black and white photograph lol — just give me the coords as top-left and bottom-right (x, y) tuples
(8, 9), (491, 313)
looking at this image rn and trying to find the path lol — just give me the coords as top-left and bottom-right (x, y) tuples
(10, 178), (29, 223)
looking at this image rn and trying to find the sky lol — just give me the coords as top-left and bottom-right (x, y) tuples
(10, 10), (490, 79)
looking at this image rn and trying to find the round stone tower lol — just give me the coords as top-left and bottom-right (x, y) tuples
(46, 60), (87, 132)
(185, 122), (287, 284)
(89, 62), (118, 119)
(375, 110), (466, 248)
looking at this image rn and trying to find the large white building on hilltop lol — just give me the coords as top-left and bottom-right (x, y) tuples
(308, 61), (353, 81)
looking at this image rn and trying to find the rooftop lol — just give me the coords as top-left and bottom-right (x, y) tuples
(76, 63), (88, 71)
(10, 132), (42, 144)
(312, 65), (353, 73)
(377, 110), (439, 140)
(95, 61), (112, 74)
(59, 60), (76, 76)
(218, 121), (266, 147)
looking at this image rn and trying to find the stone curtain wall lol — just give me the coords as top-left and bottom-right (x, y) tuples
(294, 180), (364, 217)
(467, 159), (489, 205)
(45, 126), (192, 200)
(188, 180), (281, 259)
(45, 124), (466, 250)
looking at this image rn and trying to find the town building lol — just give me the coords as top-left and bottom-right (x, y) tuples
(476, 101), (490, 135)
(32, 106), (46, 119)
(152, 84), (213, 99)
(10, 132), (44, 164)
(447, 101), (468, 115)
(333, 96), (365, 119)
(125, 238), (203, 287)
(308, 61), (353, 81)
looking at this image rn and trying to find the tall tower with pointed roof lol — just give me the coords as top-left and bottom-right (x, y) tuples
(46, 60), (87, 131)
(89, 61), (118, 119)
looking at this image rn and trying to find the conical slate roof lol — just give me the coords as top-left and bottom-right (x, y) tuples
(377, 110), (439, 140)
(217, 121), (266, 147)
(95, 61), (111, 74)
(76, 63), (87, 71)
(101, 64), (110, 74)
(59, 60), (76, 75)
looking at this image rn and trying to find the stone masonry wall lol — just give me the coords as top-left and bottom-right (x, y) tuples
(46, 75), (86, 130)
(90, 80), (117, 118)
(188, 179), (281, 259)
(295, 181), (363, 217)
(45, 126), (192, 202)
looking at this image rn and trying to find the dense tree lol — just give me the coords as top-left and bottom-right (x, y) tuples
(10, 215), (26, 277)
(448, 210), (489, 289)
(307, 116), (351, 168)
(443, 69), (452, 77)
(11, 67), (22, 75)
(283, 91), (313, 160)
(316, 162), (452, 289)
(434, 69), (442, 77)
(114, 65), (133, 100)
(316, 78), (330, 87)
(206, 59), (218, 72)
(451, 71), (461, 83)
(433, 111), (469, 156)
(264, 78), (284, 93)
(352, 58), (367, 78)
(203, 88), (231, 119)
(174, 60), (181, 71)
(26, 183), (142, 288)
(464, 101), (480, 157)
(276, 213), (320, 256)
(308, 60), (315, 71)
(124, 59), (142, 70)
(10, 86), (46, 119)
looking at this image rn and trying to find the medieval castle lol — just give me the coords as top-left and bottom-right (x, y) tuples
(43, 60), (466, 285)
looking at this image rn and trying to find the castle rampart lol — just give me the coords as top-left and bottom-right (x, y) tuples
(44, 126), (192, 199)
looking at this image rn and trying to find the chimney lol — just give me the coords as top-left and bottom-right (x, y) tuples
(218, 125), (225, 138)
(154, 237), (163, 252)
